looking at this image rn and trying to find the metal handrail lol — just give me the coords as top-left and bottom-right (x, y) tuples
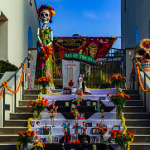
(0, 57), (28, 127)
(0, 57), (28, 88)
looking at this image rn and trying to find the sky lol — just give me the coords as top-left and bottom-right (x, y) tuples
(36, 0), (121, 48)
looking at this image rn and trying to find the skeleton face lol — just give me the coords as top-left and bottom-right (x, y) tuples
(40, 10), (51, 24)
(134, 39), (150, 71)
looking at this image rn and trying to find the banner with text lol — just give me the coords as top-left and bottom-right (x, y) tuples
(52, 37), (117, 66)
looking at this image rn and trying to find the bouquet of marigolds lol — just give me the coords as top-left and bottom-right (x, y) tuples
(95, 121), (109, 143)
(33, 141), (45, 149)
(110, 129), (134, 150)
(18, 130), (37, 149)
(107, 93), (130, 119)
(28, 97), (49, 118)
(38, 44), (53, 61)
(35, 76), (51, 88)
(110, 74), (126, 93)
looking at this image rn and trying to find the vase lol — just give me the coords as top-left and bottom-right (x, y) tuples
(116, 107), (122, 119)
(100, 134), (105, 143)
(115, 84), (120, 93)
(118, 145), (126, 150)
(21, 144), (28, 150)
(41, 88), (46, 94)
(36, 112), (42, 119)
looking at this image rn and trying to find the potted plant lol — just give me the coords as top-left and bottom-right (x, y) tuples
(110, 129), (134, 150)
(28, 97), (49, 119)
(17, 130), (36, 150)
(107, 93), (130, 119)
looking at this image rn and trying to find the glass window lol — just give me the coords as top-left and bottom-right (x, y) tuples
(135, 26), (140, 45)
(28, 26), (33, 48)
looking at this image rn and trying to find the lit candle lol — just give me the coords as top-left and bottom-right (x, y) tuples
(93, 144), (97, 150)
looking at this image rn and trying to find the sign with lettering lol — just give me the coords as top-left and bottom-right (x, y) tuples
(52, 37), (117, 66)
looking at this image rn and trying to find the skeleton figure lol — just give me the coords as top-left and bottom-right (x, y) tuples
(134, 39), (150, 71)
(35, 4), (55, 89)
(73, 109), (79, 123)
(50, 109), (55, 127)
(100, 109), (106, 124)
(70, 98), (77, 112)
(25, 68), (32, 89)
(62, 121), (70, 142)
(82, 122), (87, 135)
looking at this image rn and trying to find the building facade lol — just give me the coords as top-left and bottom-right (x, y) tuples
(0, 0), (39, 67)
(121, 0), (150, 49)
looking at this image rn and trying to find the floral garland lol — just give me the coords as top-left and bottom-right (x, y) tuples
(136, 62), (150, 92)
(122, 117), (134, 150)
(16, 141), (21, 150)
(0, 63), (25, 99)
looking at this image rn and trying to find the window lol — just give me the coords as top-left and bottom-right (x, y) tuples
(124, 0), (126, 13)
(28, 26), (33, 48)
(135, 26), (140, 45)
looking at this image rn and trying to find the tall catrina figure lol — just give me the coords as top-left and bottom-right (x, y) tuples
(35, 4), (55, 91)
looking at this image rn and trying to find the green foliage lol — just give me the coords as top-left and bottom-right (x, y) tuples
(86, 70), (110, 88)
(0, 60), (18, 73)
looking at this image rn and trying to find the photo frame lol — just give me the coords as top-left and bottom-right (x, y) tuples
(43, 125), (51, 135)
(31, 121), (35, 127)
(53, 136), (59, 143)
(92, 128), (100, 134)
(40, 137), (47, 143)
(86, 122), (92, 127)
(36, 128), (42, 135)
(78, 113), (85, 119)
(113, 126), (120, 130)
(63, 87), (71, 94)
(86, 100), (91, 106)
(90, 136), (96, 143)
(70, 134), (78, 141)
(35, 120), (41, 127)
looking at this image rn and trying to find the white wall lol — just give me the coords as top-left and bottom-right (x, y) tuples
(0, 0), (39, 67)
(121, 0), (150, 49)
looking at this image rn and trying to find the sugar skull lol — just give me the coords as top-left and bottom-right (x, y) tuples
(134, 39), (150, 71)
(89, 43), (98, 58)
(40, 10), (51, 24)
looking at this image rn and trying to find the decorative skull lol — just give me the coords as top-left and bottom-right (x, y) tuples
(134, 39), (150, 71)
(40, 10), (51, 24)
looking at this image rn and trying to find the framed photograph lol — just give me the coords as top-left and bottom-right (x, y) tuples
(63, 88), (71, 94)
(31, 121), (35, 127)
(53, 136), (59, 143)
(86, 122), (92, 127)
(70, 134), (78, 141)
(43, 125), (51, 135)
(86, 100), (91, 106)
(35, 121), (41, 127)
(78, 113), (85, 119)
(40, 137), (47, 143)
(36, 128), (42, 135)
(92, 128), (100, 134)
(90, 136), (96, 143)
(113, 126), (120, 130)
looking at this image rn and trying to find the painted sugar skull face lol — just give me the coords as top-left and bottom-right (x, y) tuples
(40, 10), (51, 24)
(89, 43), (98, 58)
(134, 39), (150, 71)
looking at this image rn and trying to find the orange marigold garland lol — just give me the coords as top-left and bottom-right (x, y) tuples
(0, 63), (25, 99)
(136, 62), (150, 92)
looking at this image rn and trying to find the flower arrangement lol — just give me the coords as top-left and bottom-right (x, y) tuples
(107, 93), (130, 119)
(110, 74), (126, 93)
(17, 130), (36, 149)
(38, 44), (53, 61)
(28, 97), (49, 118)
(43, 126), (51, 135)
(110, 129), (134, 150)
(76, 89), (83, 106)
(95, 121), (109, 143)
(33, 141), (45, 149)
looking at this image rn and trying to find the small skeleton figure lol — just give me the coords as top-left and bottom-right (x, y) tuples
(62, 121), (70, 142)
(50, 109), (55, 127)
(73, 109), (79, 123)
(28, 50), (33, 60)
(25, 68), (32, 89)
(52, 100), (58, 113)
(82, 122), (87, 135)
(78, 73), (85, 93)
(100, 109), (106, 124)
(129, 68), (136, 89)
(70, 98), (77, 112)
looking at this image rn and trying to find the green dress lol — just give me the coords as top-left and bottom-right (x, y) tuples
(35, 28), (55, 90)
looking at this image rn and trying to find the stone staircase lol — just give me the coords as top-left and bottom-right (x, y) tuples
(123, 89), (150, 150)
(0, 89), (149, 150)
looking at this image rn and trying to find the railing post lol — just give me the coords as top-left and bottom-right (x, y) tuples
(144, 73), (146, 108)
(22, 73), (24, 100)
(3, 88), (5, 127)
(14, 74), (16, 113)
